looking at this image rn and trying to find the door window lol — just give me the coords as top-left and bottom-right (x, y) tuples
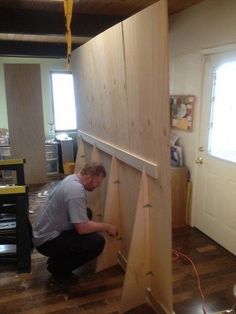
(208, 61), (236, 163)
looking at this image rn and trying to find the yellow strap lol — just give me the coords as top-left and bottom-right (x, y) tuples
(0, 159), (25, 166)
(0, 185), (26, 195)
(64, 0), (74, 68)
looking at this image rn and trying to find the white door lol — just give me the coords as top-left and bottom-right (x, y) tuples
(194, 50), (236, 255)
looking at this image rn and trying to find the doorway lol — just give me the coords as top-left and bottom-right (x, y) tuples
(193, 50), (236, 255)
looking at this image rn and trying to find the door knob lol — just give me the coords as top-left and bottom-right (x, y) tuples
(195, 157), (203, 164)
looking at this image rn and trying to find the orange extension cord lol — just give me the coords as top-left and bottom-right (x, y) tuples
(172, 249), (207, 314)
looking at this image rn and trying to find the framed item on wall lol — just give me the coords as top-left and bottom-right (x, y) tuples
(170, 95), (195, 132)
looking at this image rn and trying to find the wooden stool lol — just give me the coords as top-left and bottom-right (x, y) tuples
(0, 159), (26, 185)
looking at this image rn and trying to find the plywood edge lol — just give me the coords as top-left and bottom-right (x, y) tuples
(96, 156), (122, 272)
(146, 288), (174, 314)
(74, 137), (86, 173)
(78, 130), (158, 179)
(117, 250), (128, 271)
(120, 171), (152, 313)
(91, 144), (100, 162)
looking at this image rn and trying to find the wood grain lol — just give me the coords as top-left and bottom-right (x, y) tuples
(171, 167), (188, 229)
(72, 1), (172, 312)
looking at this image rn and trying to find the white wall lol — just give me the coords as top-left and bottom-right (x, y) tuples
(0, 57), (65, 137)
(169, 0), (236, 222)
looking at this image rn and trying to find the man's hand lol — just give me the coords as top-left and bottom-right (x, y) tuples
(106, 224), (118, 237)
(74, 220), (118, 236)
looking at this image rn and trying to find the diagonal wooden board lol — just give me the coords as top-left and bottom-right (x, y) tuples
(120, 170), (152, 313)
(96, 156), (122, 272)
(74, 137), (86, 173)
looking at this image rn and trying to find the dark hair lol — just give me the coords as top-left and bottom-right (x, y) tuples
(80, 162), (106, 177)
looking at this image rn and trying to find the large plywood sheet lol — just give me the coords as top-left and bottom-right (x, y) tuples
(4, 64), (47, 184)
(72, 0), (172, 312)
(122, 1), (172, 311)
(123, 1), (169, 163)
(72, 22), (129, 150)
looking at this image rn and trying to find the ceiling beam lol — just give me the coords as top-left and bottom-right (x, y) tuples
(0, 41), (80, 58)
(0, 8), (122, 57)
(0, 33), (91, 44)
(0, 8), (123, 37)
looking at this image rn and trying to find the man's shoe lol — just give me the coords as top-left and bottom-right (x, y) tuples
(49, 273), (79, 285)
(47, 263), (74, 282)
(73, 265), (95, 280)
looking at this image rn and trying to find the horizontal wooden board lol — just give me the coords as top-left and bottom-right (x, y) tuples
(78, 131), (158, 179)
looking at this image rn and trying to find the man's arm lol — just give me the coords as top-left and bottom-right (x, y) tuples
(74, 220), (118, 237)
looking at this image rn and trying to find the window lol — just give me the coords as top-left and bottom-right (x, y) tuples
(51, 71), (77, 131)
(208, 61), (236, 162)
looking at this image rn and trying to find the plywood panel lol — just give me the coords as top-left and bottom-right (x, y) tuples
(123, 1), (169, 162)
(149, 176), (172, 313)
(117, 161), (140, 256)
(74, 137), (86, 173)
(120, 170), (151, 313)
(84, 144), (111, 222)
(72, 23), (129, 149)
(4, 64), (47, 184)
(72, 0), (172, 312)
(96, 156), (122, 272)
(123, 2), (172, 311)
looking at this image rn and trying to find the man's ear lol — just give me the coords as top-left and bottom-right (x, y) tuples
(84, 174), (93, 182)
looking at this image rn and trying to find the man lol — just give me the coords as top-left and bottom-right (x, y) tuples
(33, 161), (117, 281)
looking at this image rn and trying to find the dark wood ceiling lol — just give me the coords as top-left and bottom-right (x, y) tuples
(0, 0), (205, 58)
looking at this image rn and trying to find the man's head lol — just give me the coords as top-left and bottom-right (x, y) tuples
(78, 162), (106, 191)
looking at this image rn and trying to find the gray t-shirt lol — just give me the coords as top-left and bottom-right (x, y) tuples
(33, 174), (88, 247)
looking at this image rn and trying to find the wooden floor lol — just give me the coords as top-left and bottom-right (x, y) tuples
(0, 182), (235, 314)
(173, 228), (236, 314)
